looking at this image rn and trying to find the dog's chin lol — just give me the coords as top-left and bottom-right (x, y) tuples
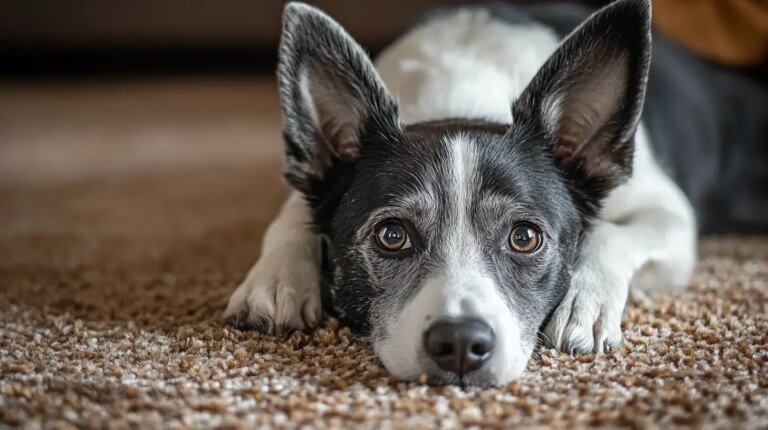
(387, 365), (522, 388)
(375, 350), (530, 388)
(423, 369), (501, 388)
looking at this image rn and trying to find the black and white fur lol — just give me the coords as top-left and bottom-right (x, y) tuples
(225, 0), (768, 386)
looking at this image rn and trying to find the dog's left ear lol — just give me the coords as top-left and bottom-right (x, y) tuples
(513, 0), (651, 210)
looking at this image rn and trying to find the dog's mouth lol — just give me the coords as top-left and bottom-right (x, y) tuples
(420, 368), (500, 388)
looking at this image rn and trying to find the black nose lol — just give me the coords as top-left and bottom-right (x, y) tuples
(423, 318), (495, 376)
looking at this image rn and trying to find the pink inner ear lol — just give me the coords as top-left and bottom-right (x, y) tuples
(324, 121), (360, 160)
(307, 72), (363, 161)
(554, 58), (628, 160)
(559, 102), (602, 157)
(317, 110), (360, 160)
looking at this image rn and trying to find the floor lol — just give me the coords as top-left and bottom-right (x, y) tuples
(0, 77), (766, 428)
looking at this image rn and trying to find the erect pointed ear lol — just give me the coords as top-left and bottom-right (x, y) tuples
(278, 2), (401, 194)
(513, 0), (651, 210)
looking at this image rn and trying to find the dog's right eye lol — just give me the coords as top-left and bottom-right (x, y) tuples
(375, 221), (412, 251)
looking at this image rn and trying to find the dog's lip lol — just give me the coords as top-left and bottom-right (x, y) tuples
(415, 367), (498, 388)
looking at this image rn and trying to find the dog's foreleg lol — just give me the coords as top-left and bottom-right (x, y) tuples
(224, 191), (322, 336)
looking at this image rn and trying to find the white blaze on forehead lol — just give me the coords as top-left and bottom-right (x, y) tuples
(375, 134), (529, 384)
(445, 133), (482, 269)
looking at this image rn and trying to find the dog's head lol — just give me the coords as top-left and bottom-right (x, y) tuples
(277, 0), (650, 386)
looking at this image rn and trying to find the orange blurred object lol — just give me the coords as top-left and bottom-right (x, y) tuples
(653, 0), (768, 66)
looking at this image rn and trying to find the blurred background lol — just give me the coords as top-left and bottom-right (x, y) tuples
(1, 0), (766, 183)
(2, 0), (767, 77)
(0, 0), (765, 227)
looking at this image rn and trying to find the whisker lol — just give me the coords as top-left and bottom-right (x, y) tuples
(537, 331), (555, 349)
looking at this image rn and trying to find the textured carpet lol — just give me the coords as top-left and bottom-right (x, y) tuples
(1, 78), (767, 429)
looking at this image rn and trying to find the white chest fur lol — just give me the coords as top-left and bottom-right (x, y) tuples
(375, 9), (560, 125)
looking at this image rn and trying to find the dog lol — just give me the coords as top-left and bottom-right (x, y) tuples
(225, 0), (768, 386)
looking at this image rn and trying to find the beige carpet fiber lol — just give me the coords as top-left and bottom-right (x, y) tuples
(1, 78), (767, 429)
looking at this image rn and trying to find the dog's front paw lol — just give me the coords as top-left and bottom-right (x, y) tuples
(224, 244), (321, 336)
(543, 271), (626, 355)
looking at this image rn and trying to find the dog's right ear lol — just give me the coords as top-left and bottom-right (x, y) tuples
(278, 2), (401, 194)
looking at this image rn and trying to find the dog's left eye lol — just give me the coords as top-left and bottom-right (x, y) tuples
(509, 223), (542, 253)
(375, 221), (412, 251)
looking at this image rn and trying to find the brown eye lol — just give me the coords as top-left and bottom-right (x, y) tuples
(375, 221), (411, 251)
(509, 223), (542, 253)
